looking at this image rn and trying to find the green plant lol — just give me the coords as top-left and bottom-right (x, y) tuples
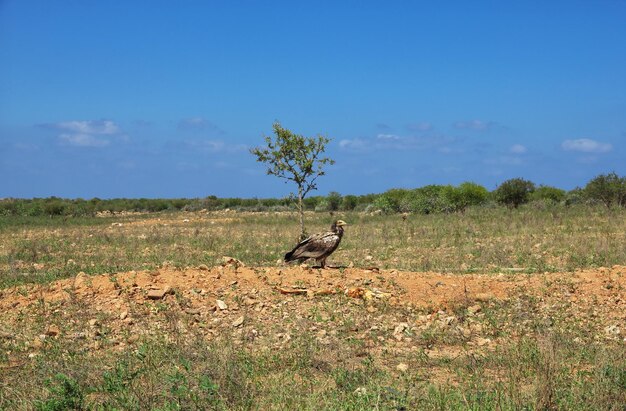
(35, 373), (85, 411)
(250, 121), (335, 240)
(584, 172), (626, 208)
(494, 178), (536, 208)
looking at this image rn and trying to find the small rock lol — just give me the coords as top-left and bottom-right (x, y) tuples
(605, 325), (621, 335)
(467, 304), (482, 315)
(45, 324), (60, 337)
(394, 323), (409, 336)
(232, 316), (245, 327)
(185, 308), (202, 315)
(396, 363), (409, 372)
(147, 287), (172, 300)
(221, 256), (245, 268)
(120, 311), (128, 320)
(354, 387), (368, 396)
(474, 293), (495, 302)
(88, 319), (99, 327)
(216, 300), (228, 310)
(127, 334), (139, 344)
(476, 337), (491, 346)
(198, 264), (210, 271)
(74, 272), (88, 288)
(32, 337), (44, 348)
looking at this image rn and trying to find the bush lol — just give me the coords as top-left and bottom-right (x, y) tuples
(341, 195), (358, 211)
(584, 172), (626, 208)
(372, 194), (399, 213)
(531, 185), (566, 204)
(494, 178), (535, 208)
(326, 191), (342, 211)
(441, 182), (489, 213)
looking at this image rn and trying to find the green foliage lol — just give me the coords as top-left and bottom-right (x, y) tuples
(372, 194), (400, 213)
(250, 121), (334, 238)
(456, 182), (490, 209)
(341, 195), (358, 211)
(35, 373), (85, 411)
(531, 185), (566, 203)
(326, 191), (342, 211)
(494, 178), (536, 208)
(584, 172), (626, 208)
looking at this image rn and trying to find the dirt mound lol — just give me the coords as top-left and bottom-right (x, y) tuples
(2, 263), (624, 313)
(1, 263), (624, 369)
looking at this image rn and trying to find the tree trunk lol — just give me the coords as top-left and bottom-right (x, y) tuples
(298, 186), (306, 240)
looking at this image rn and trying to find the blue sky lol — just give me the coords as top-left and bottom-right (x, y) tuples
(1, 1), (625, 199)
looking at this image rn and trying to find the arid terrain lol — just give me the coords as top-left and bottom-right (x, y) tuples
(2, 262), (625, 353)
(1, 210), (625, 409)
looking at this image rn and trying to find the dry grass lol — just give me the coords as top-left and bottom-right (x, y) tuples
(1, 206), (625, 409)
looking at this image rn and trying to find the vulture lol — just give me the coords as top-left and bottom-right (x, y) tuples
(284, 220), (347, 268)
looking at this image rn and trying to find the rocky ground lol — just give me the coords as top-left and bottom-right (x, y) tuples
(1, 258), (624, 376)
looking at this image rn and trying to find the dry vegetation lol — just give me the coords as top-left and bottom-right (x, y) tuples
(1, 207), (625, 410)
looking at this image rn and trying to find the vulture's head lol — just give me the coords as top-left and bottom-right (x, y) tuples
(332, 220), (348, 231)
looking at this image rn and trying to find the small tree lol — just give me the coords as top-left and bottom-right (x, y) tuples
(494, 178), (535, 208)
(251, 121), (335, 239)
(584, 172), (626, 208)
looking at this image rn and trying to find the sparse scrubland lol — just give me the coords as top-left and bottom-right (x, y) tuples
(1, 197), (625, 409)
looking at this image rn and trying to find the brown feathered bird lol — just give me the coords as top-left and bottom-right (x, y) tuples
(284, 220), (347, 268)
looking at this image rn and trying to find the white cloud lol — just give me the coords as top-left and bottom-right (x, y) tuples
(59, 133), (110, 147)
(561, 138), (612, 153)
(510, 144), (527, 154)
(52, 120), (120, 135)
(339, 133), (453, 152)
(377, 133), (401, 141)
(41, 119), (124, 147)
(454, 120), (496, 131)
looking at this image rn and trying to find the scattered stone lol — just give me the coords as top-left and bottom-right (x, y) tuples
(73, 272), (88, 288)
(396, 363), (409, 372)
(32, 337), (44, 348)
(467, 304), (482, 314)
(198, 264), (210, 271)
(221, 256), (245, 268)
(476, 337), (491, 346)
(354, 387), (368, 396)
(278, 287), (308, 295)
(147, 286), (172, 300)
(88, 319), (99, 327)
(45, 324), (60, 337)
(120, 311), (128, 320)
(605, 325), (621, 335)
(185, 308), (202, 315)
(346, 287), (365, 299)
(70, 332), (87, 340)
(216, 300), (228, 310)
(394, 323), (409, 338)
(474, 293), (495, 302)
(232, 316), (245, 327)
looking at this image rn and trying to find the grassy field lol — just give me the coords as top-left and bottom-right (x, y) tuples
(1, 206), (625, 410)
(2, 205), (626, 289)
